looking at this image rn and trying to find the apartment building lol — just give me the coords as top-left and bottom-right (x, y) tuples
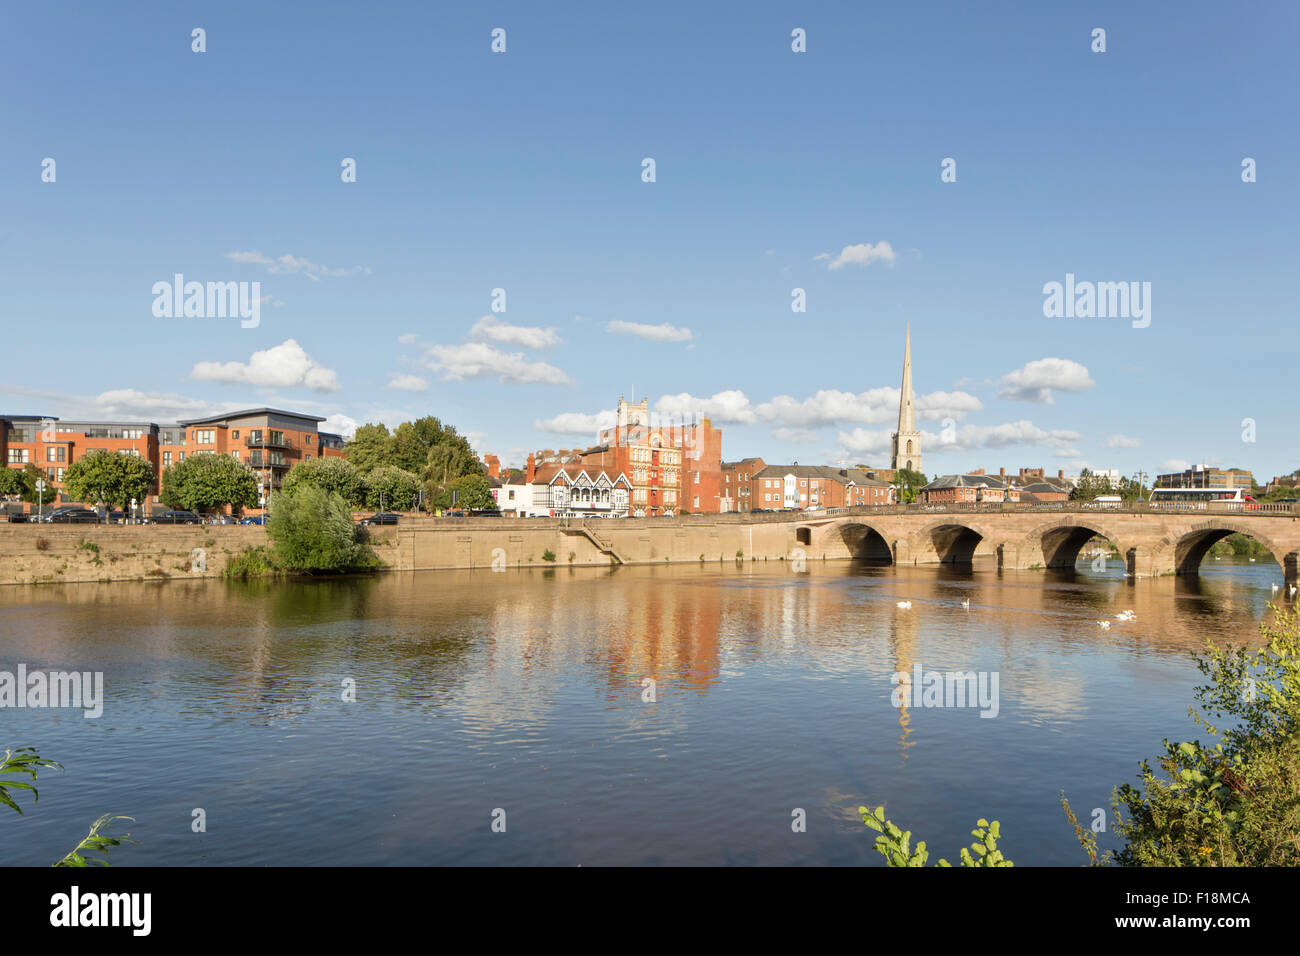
(2, 407), (345, 511)
(920, 473), (1021, 504)
(1155, 464), (1254, 491)
(750, 464), (893, 510)
(721, 457), (765, 513)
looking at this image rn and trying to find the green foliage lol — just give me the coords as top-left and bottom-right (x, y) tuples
(267, 484), (377, 573)
(224, 545), (279, 579)
(160, 452), (259, 513)
(433, 473), (496, 511)
(3, 747), (133, 866)
(860, 805), (1013, 867)
(61, 449), (155, 510)
(0, 467), (24, 497)
(892, 468), (927, 504)
(344, 423), (393, 474)
(1104, 601), (1300, 866)
(53, 814), (136, 867)
(281, 456), (367, 507)
(1, 747), (62, 815)
(541, 549), (556, 562)
(1209, 533), (1272, 559)
(17, 463), (50, 505)
(364, 465), (421, 511)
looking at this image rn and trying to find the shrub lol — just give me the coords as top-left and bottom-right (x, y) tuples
(541, 549), (556, 563)
(267, 485), (378, 573)
(859, 805), (1013, 867)
(224, 545), (279, 580)
(1094, 601), (1300, 866)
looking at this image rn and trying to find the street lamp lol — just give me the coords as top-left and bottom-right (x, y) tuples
(1133, 471), (1148, 502)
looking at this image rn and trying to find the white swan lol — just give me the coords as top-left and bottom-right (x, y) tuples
(896, 601), (912, 609)
(961, 598), (971, 609)
(1097, 620), (1111, 629)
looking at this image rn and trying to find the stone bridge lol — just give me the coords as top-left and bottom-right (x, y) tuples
(793, 505), (1300, 580)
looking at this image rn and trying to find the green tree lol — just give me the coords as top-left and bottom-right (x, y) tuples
(61, 450), (155, 511)
(267, 484), (377, 573)
(364, 465), (421, 511)
(281, 456), (367, 507)
(344, 423), (393, 474)
(17, 464), (50, 506)
(1065, 602), (1300, 866)
(1071, 468), (1104, 501)
(0, 468), (23, 498)
(160, 452), (259, 514)
(433, 474), (496, 511)
(892, 468), (927, 504)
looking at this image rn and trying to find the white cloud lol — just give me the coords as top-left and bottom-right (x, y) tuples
(915, 420), (1082, 452)
(606, 320), (693, 342)
(771, 427), (821, 444)
(655, 390), (758, 424)
(423, 342), (572, 385)
(1161, 459), (1191, 472)
(321, 413), (358, 440)
(756, 388), (981, 429)
(470, 315), (562, 349)
(996, 358), (1095, 404)
(397, 333), (418, 345)
(384, 373), (428, 391)
(190, 339), (340, 391)
(821, 241), (897, 270)
(93, 389), (223, 420)
(836, 428), (895, 455)
(534, 410), (618, 435)
(1105, 434), (1142, 449)
(225, 250), (369, 280)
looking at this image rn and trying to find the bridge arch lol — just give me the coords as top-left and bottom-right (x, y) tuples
(1162, 520), (1289, 575)
(1021, 518), (1131, 571)
(837, 521), (893, 563)
(909, 519), (997, 565)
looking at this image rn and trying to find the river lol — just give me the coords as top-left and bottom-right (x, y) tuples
(0, 556), (1283, 866)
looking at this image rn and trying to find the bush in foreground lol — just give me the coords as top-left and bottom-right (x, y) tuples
(267, 485), (378, 573)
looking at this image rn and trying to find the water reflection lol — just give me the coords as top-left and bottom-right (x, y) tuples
(0, 556), (1282, 866)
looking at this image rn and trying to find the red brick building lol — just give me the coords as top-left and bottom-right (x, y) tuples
(3, 407), (346, 514)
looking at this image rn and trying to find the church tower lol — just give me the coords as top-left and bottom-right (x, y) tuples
(889, 326), (922, 474)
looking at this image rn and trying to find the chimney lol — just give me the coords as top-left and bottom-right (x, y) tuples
(1058, 469), (1064, 479)
(526, 453), (536, 484)
(484, 454), (500, 479)
(999, 467), (1005, 478)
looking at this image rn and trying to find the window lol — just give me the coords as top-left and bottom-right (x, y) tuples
(56, 468), (65, 482)
(195, 429), (216, 445)
(47, 447), (65, 462)
(9, 450), (28, 464)
(118, 448), (140, 457)
(693, 496), (700, 508)
(232, 430), (239, 439)
(304, 454), (311, 461)
(178, 452), (185, 461)
(231, 451), (240, 460)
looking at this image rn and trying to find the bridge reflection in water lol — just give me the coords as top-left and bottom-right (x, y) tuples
(0, 555), (1283, 866)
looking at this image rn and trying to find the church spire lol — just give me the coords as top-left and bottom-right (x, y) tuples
(897, 324), (915, 434)
(890, 325), (921, 474)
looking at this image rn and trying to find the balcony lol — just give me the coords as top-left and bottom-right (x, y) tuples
(248, 454), (290, 470)
(244, 434), (292, 450)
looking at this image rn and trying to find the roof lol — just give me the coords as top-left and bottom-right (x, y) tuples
(533, 462), (632, 486)
(1020, 482), (1066, 494)
(753, 464), (890, 485)
(177, 407), (327, 426)
(922, 473), (1011, 491)
(722, 457), (765, 468)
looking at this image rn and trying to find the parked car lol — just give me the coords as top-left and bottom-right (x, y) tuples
(239, 515), (266, 526)
(359, 512), (401, 526)
(46, 507), (100, 524)
(469, 509), (501, 517)
(150, 509), (201, 525)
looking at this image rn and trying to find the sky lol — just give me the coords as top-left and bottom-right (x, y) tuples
(2, 1), (1297, 480)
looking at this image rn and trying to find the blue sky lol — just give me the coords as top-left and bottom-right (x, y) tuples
(3, 1), (1297, 480)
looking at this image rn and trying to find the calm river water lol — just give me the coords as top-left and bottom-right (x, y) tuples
(0, 556), (1283, 866)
